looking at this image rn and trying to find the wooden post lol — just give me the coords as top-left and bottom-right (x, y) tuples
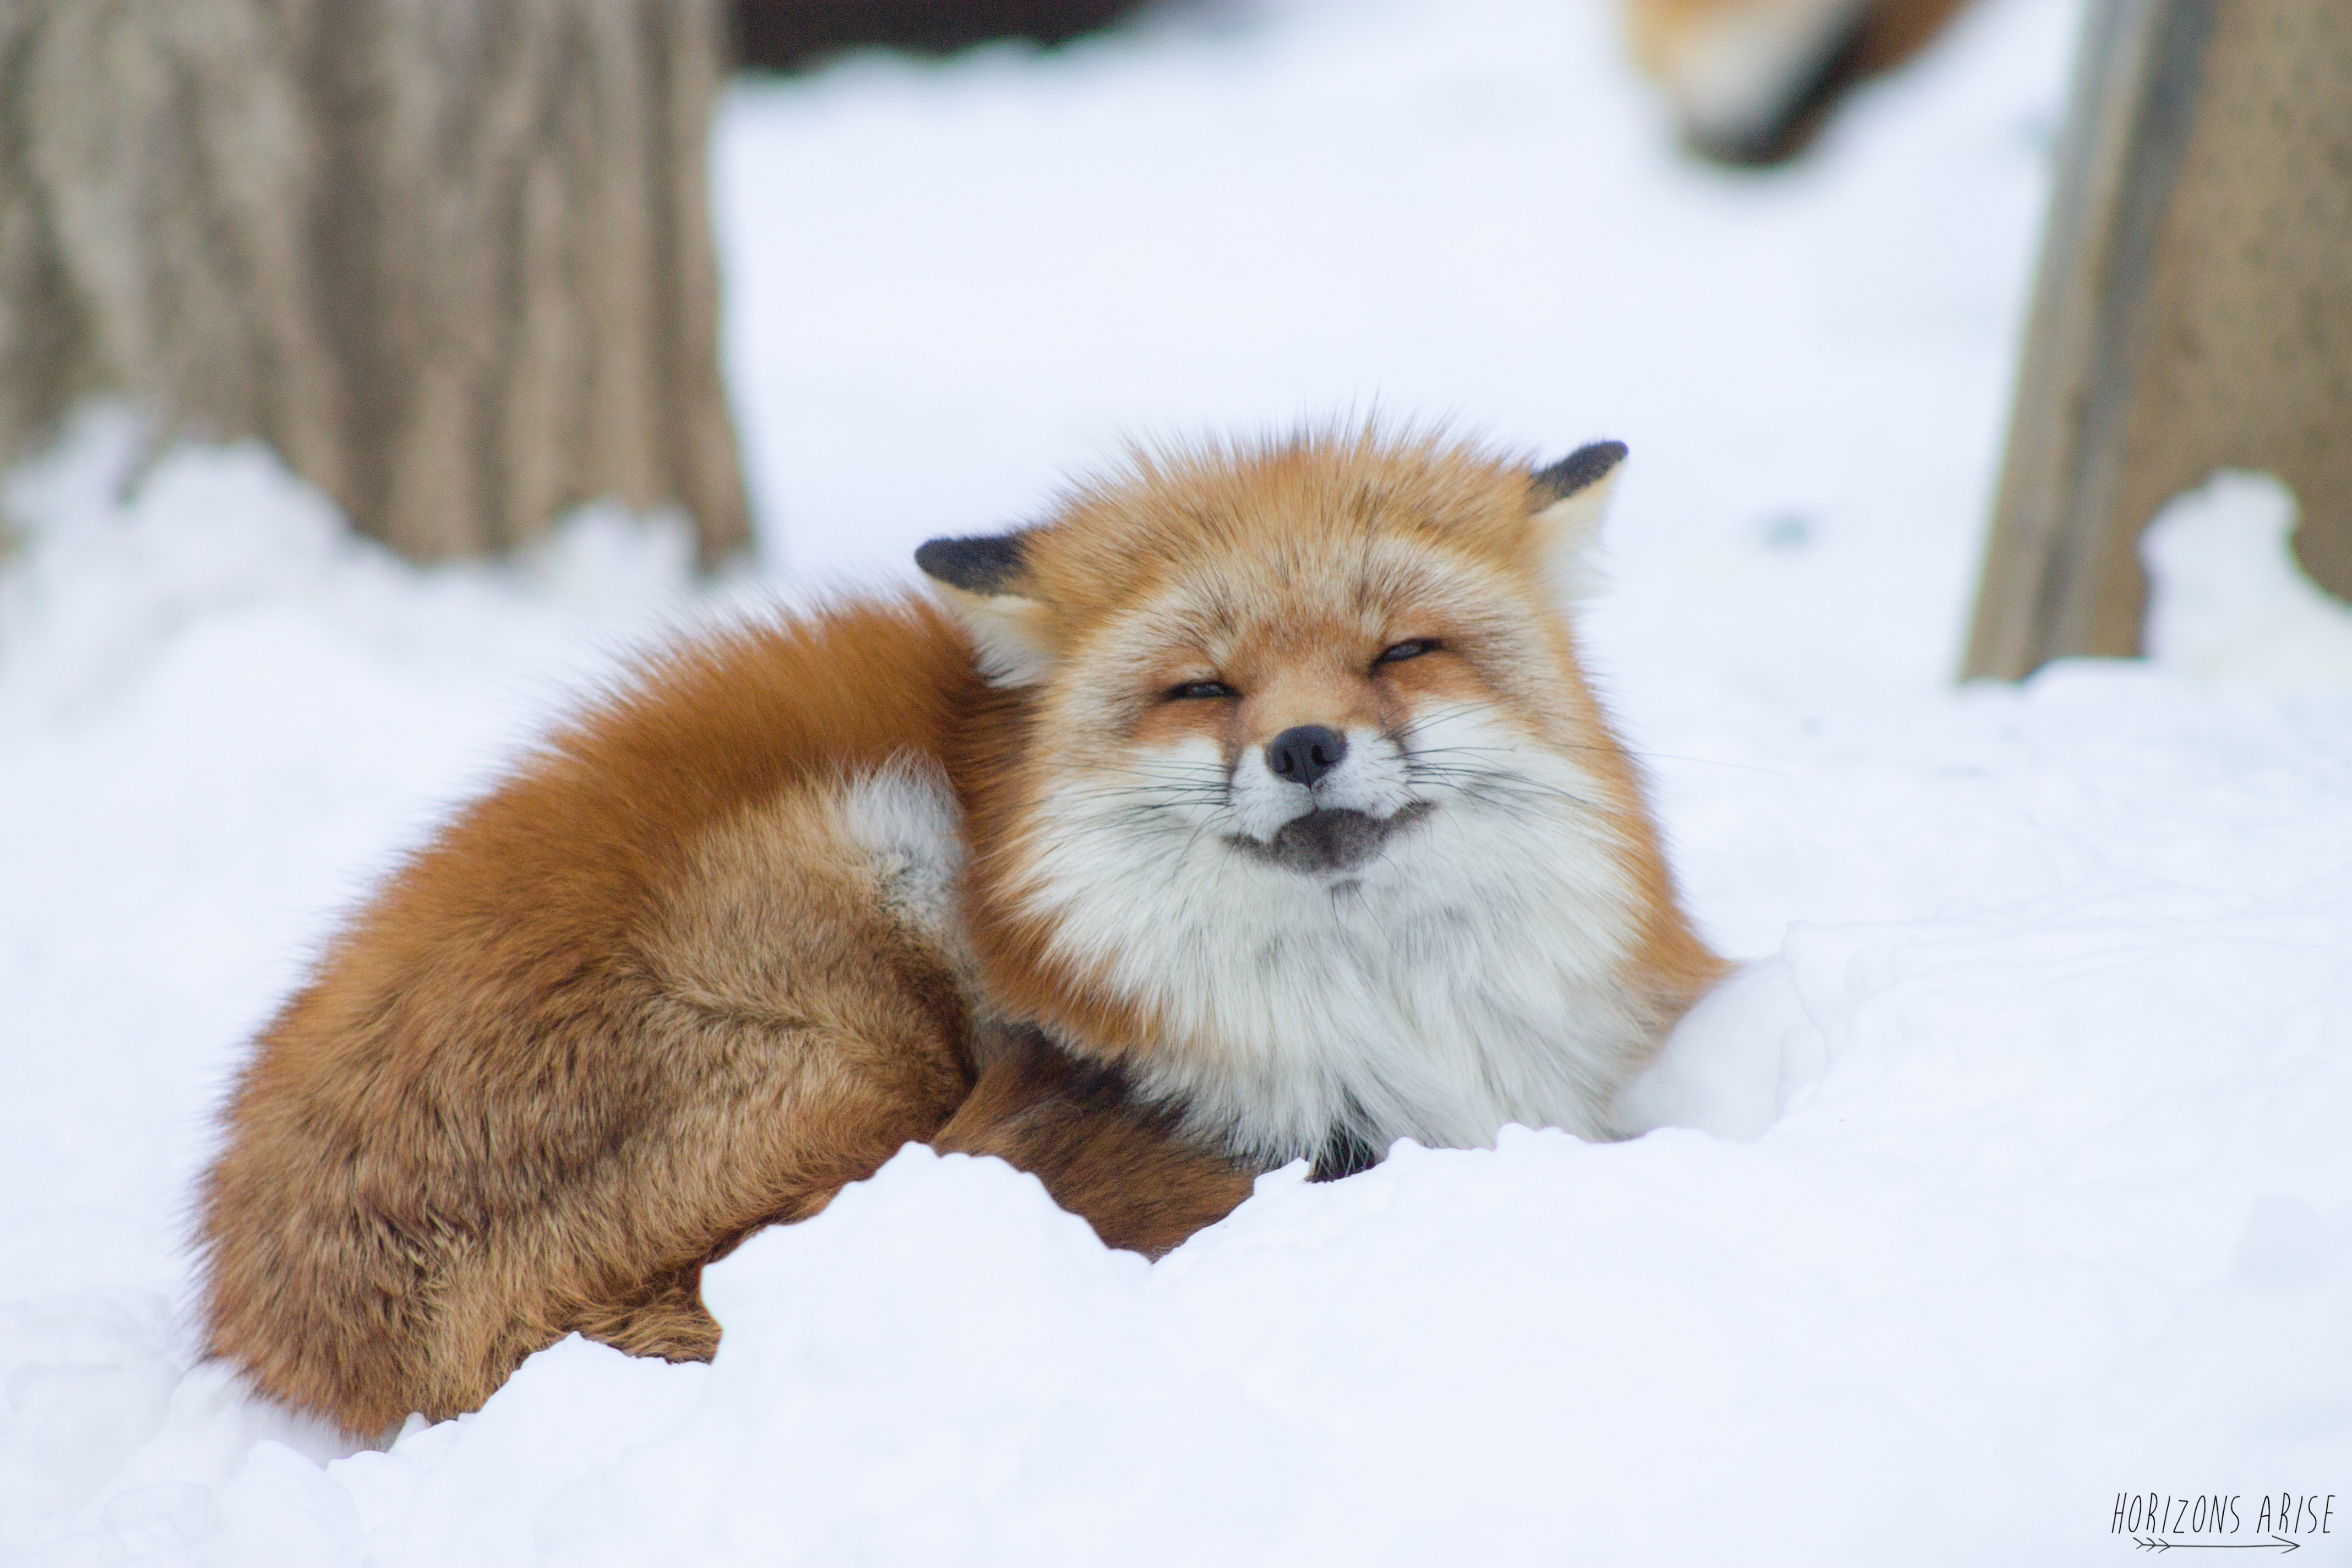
(0, 0), (750, 566)
(1962, 0), (2352, 680)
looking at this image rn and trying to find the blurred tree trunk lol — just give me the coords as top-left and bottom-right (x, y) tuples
(0, 0), (749, 565)
(1963, 0), (2352, 679)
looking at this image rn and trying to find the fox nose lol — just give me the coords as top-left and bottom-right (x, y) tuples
(1266, 725), (1347, 789)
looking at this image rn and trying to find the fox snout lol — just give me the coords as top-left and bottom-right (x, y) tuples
(1226, 717), (1420, 871)
(1265, 725), (1346, 788)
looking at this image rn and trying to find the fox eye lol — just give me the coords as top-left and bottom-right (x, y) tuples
(1373, 639), (1439, 668)
(1166, 679), (1238, 701)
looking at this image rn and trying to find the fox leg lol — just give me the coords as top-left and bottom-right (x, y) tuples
(566, 1263), (722, 1363)
(932, 1025), (1255, 1257)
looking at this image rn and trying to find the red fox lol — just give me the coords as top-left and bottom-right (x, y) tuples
(1623, 0), (1970, 164)
(199, 429), (1726, 1434)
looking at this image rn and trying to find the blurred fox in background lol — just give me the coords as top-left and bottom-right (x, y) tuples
(1624, 0), (1974, 163)
(736, 0), (1970, 168)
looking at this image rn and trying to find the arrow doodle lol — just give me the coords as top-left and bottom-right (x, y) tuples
(2132, 1537), (2302, 1554)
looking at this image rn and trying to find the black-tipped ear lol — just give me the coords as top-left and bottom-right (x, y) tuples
(914, 530), (1054, 687)
(1532, 440), (1628, 503)
(1528, 440), (1627, 605)
(915, 533), (1027, 595)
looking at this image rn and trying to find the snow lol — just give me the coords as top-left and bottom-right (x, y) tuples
(4, 0), (2349, 1562)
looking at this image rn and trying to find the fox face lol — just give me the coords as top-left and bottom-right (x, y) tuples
(923, 432), (1722, 1172)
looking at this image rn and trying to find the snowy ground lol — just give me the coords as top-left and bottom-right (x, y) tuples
(6, 0), (2351, 1562)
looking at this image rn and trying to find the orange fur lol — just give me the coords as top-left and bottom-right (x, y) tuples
(201, 603), (987, 1431)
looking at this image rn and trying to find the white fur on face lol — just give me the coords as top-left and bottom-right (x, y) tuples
(1007, 701), (1656, 1168)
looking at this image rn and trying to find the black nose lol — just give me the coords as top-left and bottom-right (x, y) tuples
(1266, 725), (1347, 788)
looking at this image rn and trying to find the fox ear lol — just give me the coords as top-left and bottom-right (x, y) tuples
(1528, 440), (1627, 602)
(915, 532), (1056, 687)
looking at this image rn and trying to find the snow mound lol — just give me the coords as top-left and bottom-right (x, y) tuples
(2142, 469), (2352, 686)
(186, 896), (2352, 1565)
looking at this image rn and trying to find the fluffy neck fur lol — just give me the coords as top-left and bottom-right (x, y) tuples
(1043, 728), (1654, 1167)
(954, 673), (1709, 1173)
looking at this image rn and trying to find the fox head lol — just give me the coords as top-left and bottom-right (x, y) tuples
(918, 430), (1721, 1168)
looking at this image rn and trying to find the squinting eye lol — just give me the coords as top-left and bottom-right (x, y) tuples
(1373, 639), (1439, 668)
(1166, 679), (1238, 701)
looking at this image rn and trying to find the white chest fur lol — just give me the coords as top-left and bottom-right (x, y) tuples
(1015, 721), (1658, 1168)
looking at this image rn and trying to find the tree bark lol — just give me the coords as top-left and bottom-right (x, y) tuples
(0, 0), (749, 565)
(1962, 0), (2352, 680)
